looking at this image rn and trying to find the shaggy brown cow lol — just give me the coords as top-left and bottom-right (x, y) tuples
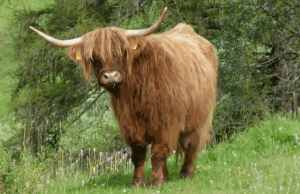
(29, 7), (218, 187)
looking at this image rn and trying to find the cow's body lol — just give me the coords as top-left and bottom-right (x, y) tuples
(107, 23), (218, 186)
(112, 23), (217, 149)
(29, 8), (218, 187)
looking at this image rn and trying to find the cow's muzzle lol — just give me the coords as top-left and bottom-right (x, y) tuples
(102, 71), (122, 85)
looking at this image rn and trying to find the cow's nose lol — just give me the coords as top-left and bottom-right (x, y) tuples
(103, 71), (120, 84)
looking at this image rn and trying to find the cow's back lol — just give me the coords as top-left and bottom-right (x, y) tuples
(159, 23), (218, 71)
(153, 23), (218, 128)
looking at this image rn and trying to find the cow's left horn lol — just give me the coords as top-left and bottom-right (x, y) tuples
(125, 7), (168, 37)
(29, 26), (83, 47)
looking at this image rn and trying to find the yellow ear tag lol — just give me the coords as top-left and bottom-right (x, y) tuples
(132, 44), (137, 50)
(76, 53), (82, 60)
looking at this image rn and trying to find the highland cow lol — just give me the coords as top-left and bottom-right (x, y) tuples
(29, 7), (218, 187)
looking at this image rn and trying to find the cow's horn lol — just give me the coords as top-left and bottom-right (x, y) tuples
(125, 7), (168, 37)
(29, 26), (83, 48)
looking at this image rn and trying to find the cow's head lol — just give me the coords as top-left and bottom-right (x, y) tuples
(29, 8), (167, 93)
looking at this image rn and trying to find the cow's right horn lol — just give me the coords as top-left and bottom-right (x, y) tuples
(29, 26), (83, 48)
(125, 7), (168, 37)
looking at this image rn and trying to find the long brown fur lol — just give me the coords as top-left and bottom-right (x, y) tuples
(67, 23), (218, 186)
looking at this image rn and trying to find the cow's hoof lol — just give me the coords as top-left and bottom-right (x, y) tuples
(131, 178), (145, 188)
(180, 172), (193, 179)
(148, 175), (163, 188)
(163, 177), (169, 183)
(131, 183), (145, 189)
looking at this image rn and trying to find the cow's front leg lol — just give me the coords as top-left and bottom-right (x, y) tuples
(131, 144), (147, 187)
(149, 143), (169, 187)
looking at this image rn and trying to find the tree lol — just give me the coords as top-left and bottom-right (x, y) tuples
(7, 0), (300, 155)
(8, 0), (116, 155)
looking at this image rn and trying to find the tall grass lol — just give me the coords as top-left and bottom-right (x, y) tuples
(1, 114), (300, 193)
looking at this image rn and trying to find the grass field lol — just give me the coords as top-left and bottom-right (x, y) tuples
(1, 115), (299, 193)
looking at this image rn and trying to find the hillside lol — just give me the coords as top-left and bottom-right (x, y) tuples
(1, 114), (299, 193)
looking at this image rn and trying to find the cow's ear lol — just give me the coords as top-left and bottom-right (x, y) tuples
(127, 36), (148, 58)
(67, 44), (84, 62)
(67, 44), (92, 82)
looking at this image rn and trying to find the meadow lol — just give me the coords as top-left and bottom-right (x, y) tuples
(1, 1), (300, 193)
(1, 114), (300, 194)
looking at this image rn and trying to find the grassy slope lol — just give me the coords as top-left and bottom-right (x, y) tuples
(10, 115), (297, 194)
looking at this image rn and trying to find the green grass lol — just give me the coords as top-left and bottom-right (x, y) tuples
(2, 114), (300, 193)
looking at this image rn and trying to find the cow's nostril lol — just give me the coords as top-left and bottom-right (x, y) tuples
(104, 74), (109, 79)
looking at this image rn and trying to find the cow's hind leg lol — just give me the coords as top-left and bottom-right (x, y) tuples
(131, 144), (147, 187)
(162, 158), (169, 182)
(179, 133), (198, 179)
(149, 143), (169, 187)
(180, 121), (212, 179)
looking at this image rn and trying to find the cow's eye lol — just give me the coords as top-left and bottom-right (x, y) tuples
(93, 60), (101, 66)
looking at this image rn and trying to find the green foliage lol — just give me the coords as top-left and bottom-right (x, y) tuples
(1, 0), (300, 192)
(2, 0), (299, 155)
(0, 146), (12, 192)
(59, 102), (126, 156)
(211, 0), (300, 140)
(6, 0), (119, 155)
(0, 148), (54, 193)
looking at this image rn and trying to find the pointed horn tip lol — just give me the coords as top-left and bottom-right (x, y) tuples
(162, 7), (167, 15)
(161, 7), (168, 18)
